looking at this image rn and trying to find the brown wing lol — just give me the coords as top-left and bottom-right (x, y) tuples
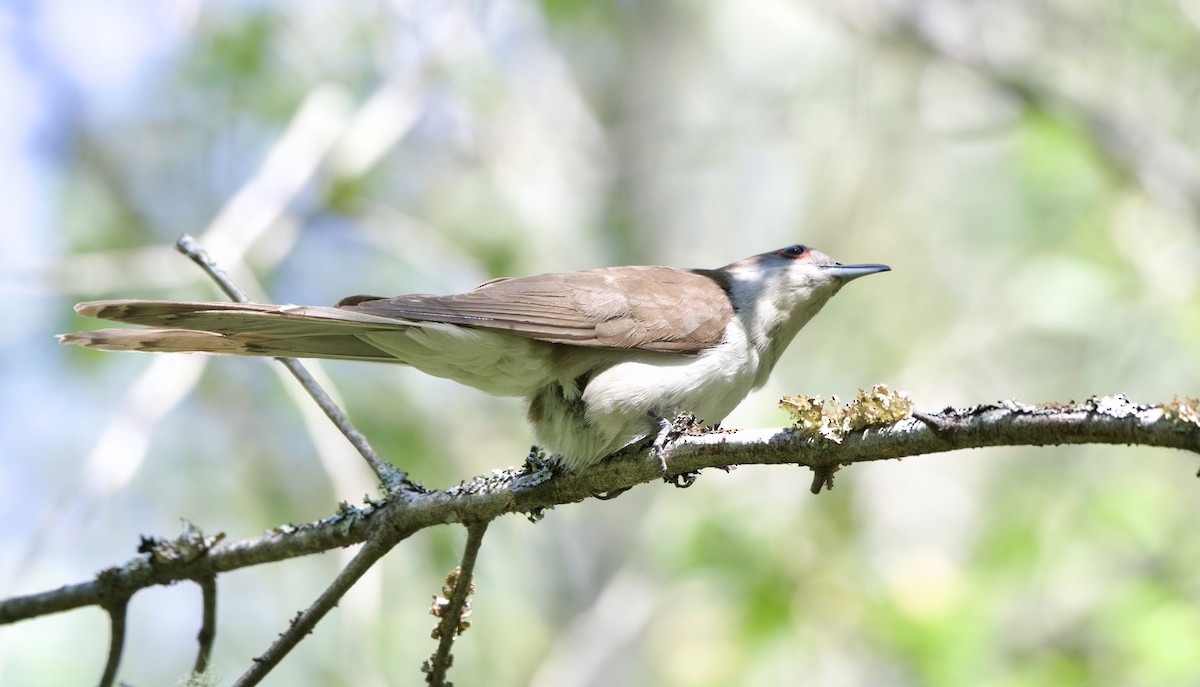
(337, 266), (734, 352)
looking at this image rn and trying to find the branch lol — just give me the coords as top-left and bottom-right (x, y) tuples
(174, 235), (413, 493)
(194, 574), (217, 676)
(425, 522), (488, 686)
(4, 394), (1197, 628)
(231, 538), (394, 687)
(99, 599), (128, 687)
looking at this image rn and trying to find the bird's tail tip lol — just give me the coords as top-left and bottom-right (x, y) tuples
(57, 328), (222, 353)
(73, 299), (166, 320)
(73, 301), (98, 317)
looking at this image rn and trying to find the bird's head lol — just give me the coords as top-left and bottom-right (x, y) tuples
(725, 243), (890, 313)
(719, 244), (890, 376)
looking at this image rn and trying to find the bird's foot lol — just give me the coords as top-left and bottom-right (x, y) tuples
(667, 471), (699, 488)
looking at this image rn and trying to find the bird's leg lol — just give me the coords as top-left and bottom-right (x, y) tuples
(589, 415), (699, 496)
(654, 413), (701, 488)
(652, 417), (675, 474)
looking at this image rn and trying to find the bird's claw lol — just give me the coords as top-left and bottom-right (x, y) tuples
(666, 471), (699, 488)
(592, 487), (632, 500)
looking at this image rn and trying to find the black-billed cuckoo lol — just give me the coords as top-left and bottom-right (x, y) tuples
(62, 244), (889, 470)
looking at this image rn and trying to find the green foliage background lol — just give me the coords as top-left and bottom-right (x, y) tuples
(2, 1), (1198, 685)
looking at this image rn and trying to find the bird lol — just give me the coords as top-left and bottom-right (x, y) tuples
(61, 244), (889, 471)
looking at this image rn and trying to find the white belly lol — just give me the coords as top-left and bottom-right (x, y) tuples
(536, 324), (762, 468)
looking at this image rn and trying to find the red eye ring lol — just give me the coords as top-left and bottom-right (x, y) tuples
(776, 244), (809, 259)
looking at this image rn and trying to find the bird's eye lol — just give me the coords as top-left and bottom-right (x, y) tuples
(776, 244), (809, 259)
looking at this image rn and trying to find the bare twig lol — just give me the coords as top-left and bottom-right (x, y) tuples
(173, 235), (253, 303)
(194, 574), (218, 675)
(174, 234), (413, 493)
(425, 522), (489, 686)
(230, 538), (395, 687)
(808, 464), (838, 495)
(98, 599), (129, 687)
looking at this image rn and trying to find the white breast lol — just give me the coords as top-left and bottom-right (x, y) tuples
(586, 322), (757, 421)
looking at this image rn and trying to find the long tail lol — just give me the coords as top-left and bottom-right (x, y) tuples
(60, 300), (412, 363)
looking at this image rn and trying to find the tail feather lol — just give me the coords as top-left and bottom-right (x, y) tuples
(75, 300), (407, 336)
(62, 298), (562, 394)
(58, 328), (403, 362)
(62, 299), (413, 362)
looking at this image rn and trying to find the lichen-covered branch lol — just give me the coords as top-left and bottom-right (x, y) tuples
(424, 522), (488, 687)
(2, 393), (1196, 630)
(671, 394), (1200, 477)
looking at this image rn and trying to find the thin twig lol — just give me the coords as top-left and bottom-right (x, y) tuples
(174, 235), (252, 302)
(426, 522), (489, 687)
(98, 599), (129, 687)
(194, 574), (218, 675)
(174, 234), (412, 493)
(231, 537), (396, 687)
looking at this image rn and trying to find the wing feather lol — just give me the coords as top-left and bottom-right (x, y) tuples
(339, 266), (733, 352)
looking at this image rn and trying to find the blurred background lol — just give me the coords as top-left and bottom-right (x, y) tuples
(2, 0), (1199, 685)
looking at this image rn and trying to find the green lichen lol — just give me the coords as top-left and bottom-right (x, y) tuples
(779, 393), (833, 439)
(781, 384), (914, 443)
(1161, 396), (1200, 426)
(847, 384), (916, 427)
